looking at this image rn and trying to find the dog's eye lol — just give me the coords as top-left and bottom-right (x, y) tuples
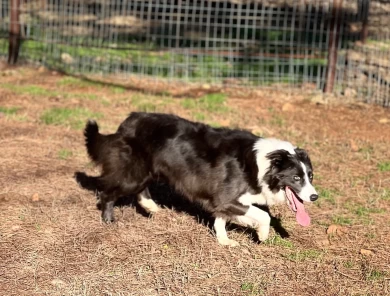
(293, 176), (301, 181)
(309, 174), (313, 180)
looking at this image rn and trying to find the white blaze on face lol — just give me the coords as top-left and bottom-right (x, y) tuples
(299, 162), (317, 202)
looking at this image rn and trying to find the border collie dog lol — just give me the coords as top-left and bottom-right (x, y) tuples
(84, 112), (318, 246)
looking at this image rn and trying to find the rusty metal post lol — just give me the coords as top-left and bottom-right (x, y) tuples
(8, 0), (21, 65)
(324, 0), (343, 93)
(360, 0), (370, 44)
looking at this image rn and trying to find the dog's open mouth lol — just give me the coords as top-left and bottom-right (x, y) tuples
(285, 186), (311, 227)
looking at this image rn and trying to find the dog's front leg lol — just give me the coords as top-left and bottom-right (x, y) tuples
(214, 217), (240, 247)
(234, 206), (271, 242)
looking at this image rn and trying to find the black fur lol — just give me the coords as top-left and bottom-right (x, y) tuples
(84, 112), (261, 222)
(264, 148), (314, 196)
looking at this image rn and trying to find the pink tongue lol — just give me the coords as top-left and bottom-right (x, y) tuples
(293, 194), (311, 226)
(286, 187), (311, 227)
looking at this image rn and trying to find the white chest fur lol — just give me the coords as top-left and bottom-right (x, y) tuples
(238, 185), (286, 207)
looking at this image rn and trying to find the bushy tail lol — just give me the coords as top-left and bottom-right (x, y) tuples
(84, 120), (105, 164)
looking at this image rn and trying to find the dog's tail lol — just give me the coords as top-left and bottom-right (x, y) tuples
(84, 120), (110, 164)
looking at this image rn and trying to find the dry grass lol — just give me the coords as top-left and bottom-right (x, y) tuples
(1, 64), (390, 296)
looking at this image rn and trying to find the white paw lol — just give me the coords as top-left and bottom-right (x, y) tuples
(257, 225), (270, 241)
(217, 237), (240, 247)
(139, 198), (160, 214)
(145, 203), (160, 214)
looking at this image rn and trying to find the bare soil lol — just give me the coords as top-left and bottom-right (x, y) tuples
(1, 64), (390, 296)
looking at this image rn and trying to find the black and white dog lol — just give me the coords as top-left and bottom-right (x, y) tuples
(84, 112), (318, 246)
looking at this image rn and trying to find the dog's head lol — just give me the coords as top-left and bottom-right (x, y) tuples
(263, 147), (318, 226)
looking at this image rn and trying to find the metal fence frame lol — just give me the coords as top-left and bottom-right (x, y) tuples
(0, 0), (389, 105)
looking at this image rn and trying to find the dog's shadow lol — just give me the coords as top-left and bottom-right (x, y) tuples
(74, 171), (289, 242)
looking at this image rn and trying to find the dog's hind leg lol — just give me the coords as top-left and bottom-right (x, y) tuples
(137, 187), (160, 214)
(99, 192), (116, 223)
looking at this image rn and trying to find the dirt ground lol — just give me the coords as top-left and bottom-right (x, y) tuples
(1, 64), (390, 296)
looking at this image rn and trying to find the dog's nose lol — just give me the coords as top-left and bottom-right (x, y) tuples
(310, 194), (318, 201)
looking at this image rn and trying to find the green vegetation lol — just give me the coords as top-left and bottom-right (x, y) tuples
(1, 82), (100, 102)
(378, 161), (390, 172)
(40, 107), (102, 129)
(57, 77), (101, 88)
(315, 186), (337, 207)
(367, 270), (387, 281)
(355, 206), (385, 217)
(181, 93), (228, 113)
(1, 83), (56, 96)
(240, 282), (264, 295)
(0, 106), (19, 115)
(332, 215), (352, 226)
(343, 261), (354, 269)
(264, 235), (294, 248)
(285, 249), (323, 262)
(58, 149), (73, 160)
(193, 112), (206, 121)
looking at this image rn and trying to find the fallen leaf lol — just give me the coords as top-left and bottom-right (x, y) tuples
(282, 102), (296, 112)
(379, 118), (389, 124)
(327, 224), (348, 236)
(350, 139), (359, 152)
(31, 193), (40, 202)
(11, 225), (21, 231)
(360, 249), (374, 256)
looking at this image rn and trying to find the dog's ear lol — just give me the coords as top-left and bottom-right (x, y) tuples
(267, 149), (292, 168)
(295, 148), (310, 161)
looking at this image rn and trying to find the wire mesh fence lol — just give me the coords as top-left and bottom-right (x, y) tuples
(0, 0), (389, 106)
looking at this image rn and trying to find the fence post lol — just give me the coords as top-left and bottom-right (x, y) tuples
(360, 0), (370, 44)
(8, 0), (21, 65)
(324, 0), (343, 93)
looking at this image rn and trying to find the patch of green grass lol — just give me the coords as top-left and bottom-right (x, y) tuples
(208, 122), (222, 128)
(355, 206), (385, 217)
(367, 270), (387, 281)
(264, 235), (294, 248)
(110, 86), (126, 94)
(58, 149), (73, 160)
(40, 107), (102, 129)
(130, 94), (171, 112)
(377, 161), (390, 172)
(1, 83), (58, 96)
(332, 215), (352, 226)
(0, 106), (19, 115)
(365, 232), (376, 240)
(79, 94), (99, 100)
(270, 115), (285, 127)
(199, 93), (228, 113)
(136, 102), (157, 112)
(181, 99), (197, 110)
(343, 260), (354, 269)
(241, 282), (255, 292)
(285, 249), (323, 262)
(57, 77), (101, 88)
(240, 281), (264, 295)
(1, 82), (106, 104)
(193, 112), (206, 121)
(181, 94), (228, 113)
(315, 186), (337, 207)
